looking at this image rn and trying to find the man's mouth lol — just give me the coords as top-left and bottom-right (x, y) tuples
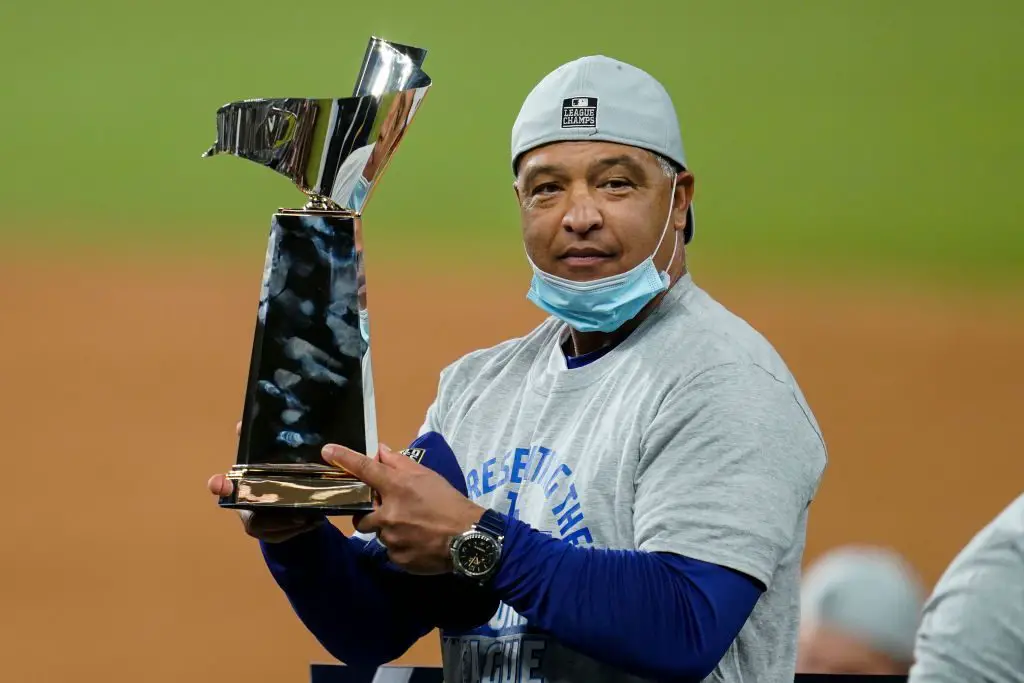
(559, 246), (614, 267)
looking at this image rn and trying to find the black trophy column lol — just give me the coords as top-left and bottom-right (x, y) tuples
(236, 211), (368, 469)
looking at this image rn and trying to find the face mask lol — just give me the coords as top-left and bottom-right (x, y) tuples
(350, 174), (371, 213)
(525, 180), (678, 334)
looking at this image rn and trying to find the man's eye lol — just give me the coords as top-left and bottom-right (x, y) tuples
(603, 178), (635, 190)
(532, 183), (560, 195)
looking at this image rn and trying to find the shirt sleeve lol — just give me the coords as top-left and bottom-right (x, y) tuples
(418, 399), (442, 437)
(908, 506), (1024, 682)
(417, 363), (455, 437)
(491, 515), (764, 681)
(260, 522), (430, 667)
(633, 362), (827, 588)
(261, 522), (497, 667)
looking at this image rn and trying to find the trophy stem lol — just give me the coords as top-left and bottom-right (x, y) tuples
(301, 194), (343, 212)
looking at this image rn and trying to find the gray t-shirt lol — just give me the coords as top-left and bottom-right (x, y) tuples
(908, 493), (1024, 683)
(419, 273), (828, 682)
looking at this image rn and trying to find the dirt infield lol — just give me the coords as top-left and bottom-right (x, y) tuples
(2, 246), (1022, 683)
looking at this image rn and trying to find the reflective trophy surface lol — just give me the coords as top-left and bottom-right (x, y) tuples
(203, 37), (431, 514)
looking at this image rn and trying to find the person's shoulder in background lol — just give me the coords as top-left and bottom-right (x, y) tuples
(908, 492), (1024, 683)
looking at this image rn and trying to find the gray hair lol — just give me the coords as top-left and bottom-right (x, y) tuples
(654, 152), (681, 180)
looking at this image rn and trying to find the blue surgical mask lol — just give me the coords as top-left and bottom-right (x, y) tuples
(350, 174), (371, 213)
(525, 181), (678, 333)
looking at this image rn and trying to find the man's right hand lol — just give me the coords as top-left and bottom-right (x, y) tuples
(206, 421), (326, 544)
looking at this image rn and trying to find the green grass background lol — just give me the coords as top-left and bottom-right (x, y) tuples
(1, 0), (1021, 288)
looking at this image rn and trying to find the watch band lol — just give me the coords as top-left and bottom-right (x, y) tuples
(475, 508), (507, 539)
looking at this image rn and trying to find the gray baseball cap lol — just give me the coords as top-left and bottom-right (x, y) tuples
(511, 55), (695, 244)
(800, 546), (926, 663)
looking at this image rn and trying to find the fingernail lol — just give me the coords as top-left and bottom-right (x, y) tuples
(379, 443), (391, 452)
(322, 445), (338, 459)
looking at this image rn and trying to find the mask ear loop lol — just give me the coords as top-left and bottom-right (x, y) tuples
(655, 178), (679, 276)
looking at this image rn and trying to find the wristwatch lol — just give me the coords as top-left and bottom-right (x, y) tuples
(450, 508), (506, 583)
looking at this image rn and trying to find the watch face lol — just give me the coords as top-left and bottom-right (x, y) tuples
(457, 534), (499, 576)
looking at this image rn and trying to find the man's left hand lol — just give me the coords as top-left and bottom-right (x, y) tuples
(322, 442), (486, 575)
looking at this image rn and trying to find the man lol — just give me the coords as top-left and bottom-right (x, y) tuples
(907, 492), (1024, 682)
(797, 545), (925, 674)
(209, 54), (828, 682)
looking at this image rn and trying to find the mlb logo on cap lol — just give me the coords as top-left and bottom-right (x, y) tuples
(561, 97), (597, 128)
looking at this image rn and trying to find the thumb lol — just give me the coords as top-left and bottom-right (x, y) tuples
(208, 473), (233, 497)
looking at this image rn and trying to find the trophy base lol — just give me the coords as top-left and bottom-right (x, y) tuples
(219, 463), (375, 515)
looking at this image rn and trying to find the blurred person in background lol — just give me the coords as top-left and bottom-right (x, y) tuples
(908, 492), (1024, 683)
(797, 545), (925, 674)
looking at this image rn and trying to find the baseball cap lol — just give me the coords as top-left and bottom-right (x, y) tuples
(511, 55), (695, 244)
(800, 546), (926, 663)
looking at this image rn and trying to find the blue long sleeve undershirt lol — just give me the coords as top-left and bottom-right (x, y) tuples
(488, 514), (764, 681)
(260, 521), (497, 669)
(261, 514), (762, 680)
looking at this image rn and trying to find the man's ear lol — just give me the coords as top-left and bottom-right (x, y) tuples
(673, 171), (695, 231)
(512, 180), (524, 205)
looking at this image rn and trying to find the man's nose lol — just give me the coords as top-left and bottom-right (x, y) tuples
(561, 188), (602, 235)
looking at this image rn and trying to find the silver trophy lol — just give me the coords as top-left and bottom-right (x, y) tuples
(203, 37), (431, 514)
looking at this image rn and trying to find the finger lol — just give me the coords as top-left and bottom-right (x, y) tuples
(248, 508), (308, 525)
(208, 474), (233, 497)
(241, 510), (321, 538)
(352, 511), (368, 529)
(354, 510), (383, 535)
(322, 444), (392, 491)
(386, 548), (418, 572)
(237, 509), (255, 533)
(235, 421), (242, 437)
(255, 516), (319, 533)
(377, 443), (421, 471)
